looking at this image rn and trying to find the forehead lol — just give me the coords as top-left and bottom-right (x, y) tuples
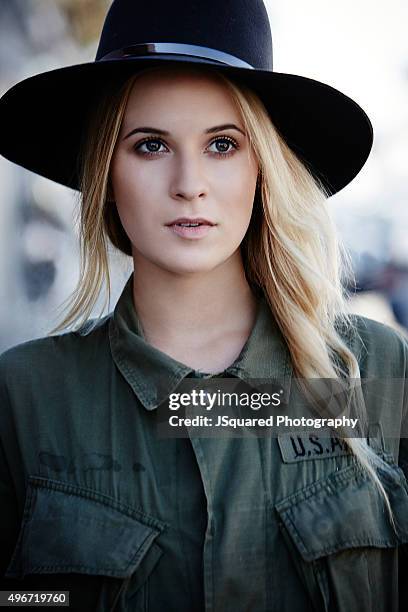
(123, 66), (241, 123)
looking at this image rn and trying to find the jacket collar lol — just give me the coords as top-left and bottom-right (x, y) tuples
(109, 272), (293, 410)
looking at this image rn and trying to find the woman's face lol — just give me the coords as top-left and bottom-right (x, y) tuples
(110, 68), (259, 275)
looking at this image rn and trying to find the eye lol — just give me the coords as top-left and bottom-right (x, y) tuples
(134, 137), (169, 156)
(207, 136), (239, 157)
(133, 135), (240, 158)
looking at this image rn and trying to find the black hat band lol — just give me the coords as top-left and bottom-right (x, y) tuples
(99, 43), (255, 70)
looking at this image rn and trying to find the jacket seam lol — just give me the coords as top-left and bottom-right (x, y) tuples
(27, 475), (169, 530)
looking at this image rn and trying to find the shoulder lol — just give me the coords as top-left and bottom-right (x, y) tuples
(339, 313), (408, 377)
(0, 314), (112, 392)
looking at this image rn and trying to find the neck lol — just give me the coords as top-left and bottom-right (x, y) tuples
(131, 251), (258, 362)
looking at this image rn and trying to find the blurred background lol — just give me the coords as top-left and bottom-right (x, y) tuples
(0, 0), (407, 353)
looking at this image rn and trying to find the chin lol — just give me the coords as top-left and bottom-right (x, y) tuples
(157, 257), (221, 275)
(169, 264), (217, 276)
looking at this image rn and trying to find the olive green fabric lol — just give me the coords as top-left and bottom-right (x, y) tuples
(0, 272), (407, 612)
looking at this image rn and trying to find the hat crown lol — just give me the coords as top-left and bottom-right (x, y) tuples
(95, 0), (273, 70)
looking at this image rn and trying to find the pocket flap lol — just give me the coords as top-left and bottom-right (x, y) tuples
(275, 461), (408, 562)
(5, 476), (167, 579)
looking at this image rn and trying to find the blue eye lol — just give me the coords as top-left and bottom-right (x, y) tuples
(208, 137), (239, 156)
(134, 138), (168, 155)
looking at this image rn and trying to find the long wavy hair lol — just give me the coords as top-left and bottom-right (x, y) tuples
(48, 64), (396, 523)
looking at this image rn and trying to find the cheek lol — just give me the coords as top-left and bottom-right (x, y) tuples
(111, 154), (150, 203)
(110, 155), (161, 231)
(224, 166), (257, 224)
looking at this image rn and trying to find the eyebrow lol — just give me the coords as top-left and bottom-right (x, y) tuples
(123, 123), (246, 140)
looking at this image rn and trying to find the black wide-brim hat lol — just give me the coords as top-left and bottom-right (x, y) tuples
(0, 0), (373, 197)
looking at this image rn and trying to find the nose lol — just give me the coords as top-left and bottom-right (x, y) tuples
(170, 156), (209, 202)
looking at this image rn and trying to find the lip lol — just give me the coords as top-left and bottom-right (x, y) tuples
(165, 217), (216, 226)
(165, 217), (217, 240)
(167, 223), (215, 239)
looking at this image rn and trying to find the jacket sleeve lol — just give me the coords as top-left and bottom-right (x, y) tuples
(398, 333), (408, 611)
(0, 440), (19, 579)
(0, 354), (20, 581)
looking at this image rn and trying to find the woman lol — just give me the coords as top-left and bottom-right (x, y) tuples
(0, 1), (407, 611)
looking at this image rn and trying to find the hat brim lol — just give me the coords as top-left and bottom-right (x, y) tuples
(0, 56), (373, 196)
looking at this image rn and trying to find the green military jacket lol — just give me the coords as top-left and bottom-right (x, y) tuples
(0, 272), (407, 612)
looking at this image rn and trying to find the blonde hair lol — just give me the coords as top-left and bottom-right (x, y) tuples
(48, 65), (396, 525)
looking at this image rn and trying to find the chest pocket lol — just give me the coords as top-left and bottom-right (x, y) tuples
(4, 476), (167, 612)
(275, 458), (408, 612)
